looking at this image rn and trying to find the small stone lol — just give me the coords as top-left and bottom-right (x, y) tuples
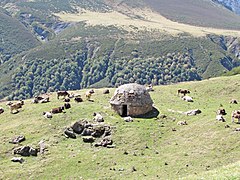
(11, 157), (24, 163)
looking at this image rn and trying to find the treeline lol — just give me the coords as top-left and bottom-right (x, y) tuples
(9, 51), (200, 100)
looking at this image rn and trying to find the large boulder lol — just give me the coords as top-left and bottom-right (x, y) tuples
(71, 121), (84, 134)
(13, 146), (38, 156)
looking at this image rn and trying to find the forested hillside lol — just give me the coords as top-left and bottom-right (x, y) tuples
(1, 0), (240, 100)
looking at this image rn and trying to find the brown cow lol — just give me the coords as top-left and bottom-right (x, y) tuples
(177, 89), (190, 96)
(231, 110), (240, 123)
(9, 102), (23, 113)
(57, 91), (70, 99)
(51, 106), (64, 114)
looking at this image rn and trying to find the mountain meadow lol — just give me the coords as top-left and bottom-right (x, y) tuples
(1, 75), (240, 179)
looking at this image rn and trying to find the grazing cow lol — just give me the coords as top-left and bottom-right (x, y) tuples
(93, 112), (104, 122)
(216, 115), (225, 122)
(231, 110), (240, 123)
(0, 107), (4, 114)
(43, 112), (52, 118)
(177, 89), (190, 96)
(182, 96), (193, 102)
(39, 97), (50, 103)
(217, 108), (227, 115)
(57, 91), (70, 99)
(86, 89), (95, 100)
(230, 99), (238, 104)
(6, 101), (13, 106)
(177, 121), (188, 125)
(64, 103), (71, 109)
(8, 101), (24, 113)
(86, 92), (92, 101)
(51, 106), (64, 114)
(74, 97), (83, 103)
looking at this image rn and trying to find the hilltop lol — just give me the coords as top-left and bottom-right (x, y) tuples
(0, 76), (240, 179)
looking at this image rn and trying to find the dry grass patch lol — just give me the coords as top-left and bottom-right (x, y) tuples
(54, 8), (240, 37)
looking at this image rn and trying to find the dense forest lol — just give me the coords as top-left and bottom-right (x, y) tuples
(9, 51), (200, 100)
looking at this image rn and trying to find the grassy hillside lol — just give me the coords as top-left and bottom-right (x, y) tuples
(1, 75), (240, 179)
(144, 0), (240, 30)
(0, 10), (40, 64)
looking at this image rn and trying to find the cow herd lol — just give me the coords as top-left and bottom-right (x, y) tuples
(0, 89), (101, 119)
(177, 88), (240, 125)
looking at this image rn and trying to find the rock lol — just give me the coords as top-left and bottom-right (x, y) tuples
(29, 147), (38, 156)
(9, 135), (25, 144)
(93, 113), (104, 122)
(82, 136), (95, 143)
(235, 128), (240, 131)
(0, 107), (4, 114)
(103, 89), (110, 94)
(64, 129), (76, 139)
(123, 116), (133, 122)
(71, 121), (84, 134)
(95, 137), (113, 147)
(132, 166), (137, 172)
(159, 115), (167, 119)
(38, 140), (45, 154)
(13, 146), (38, 157)
(43, 112), (52, 119)
(91, 126), (105, 138)
(184, 109), (201, 116)
(11, 157), (24, 163)
(81, 128), (94, 136)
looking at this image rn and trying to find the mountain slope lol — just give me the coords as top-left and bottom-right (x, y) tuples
(214, 0), (240, 15)
(0, 10), (40, 64)
(1, 75), (240, 179)
(143, 0), (240, 30)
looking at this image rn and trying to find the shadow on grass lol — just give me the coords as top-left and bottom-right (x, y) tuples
(135, 107), (160, 119)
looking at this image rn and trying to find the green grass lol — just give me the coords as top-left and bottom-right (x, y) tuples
(1, 76), (240, 179)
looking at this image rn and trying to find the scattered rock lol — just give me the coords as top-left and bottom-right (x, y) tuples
(93, 113), (104, 122)
(177, 121), (188, 125)
(216, 115), (225, 122)
(159, 115), (167, 119)
(225, 125), (230, 128)
(184, 109), (201, 116)
(13, 146), (38, 157)
(235, 128), (240, 131)
(103, 89), (110, 94)
(9, 135), (26, 144)
(64, 128), (76, 139)
(0, 107), (4, 114)
(82, 136), (95, 143)
(95, 137), (113, 147)
(38, 140), (45, 154)
(43, 112), (52, 119)
(132, 166), (137, 172)
(71, 121), (84, 134)
(230, 99), (238, 104)
(11, 157), (24, 163)
(123, 116), (133, 122)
